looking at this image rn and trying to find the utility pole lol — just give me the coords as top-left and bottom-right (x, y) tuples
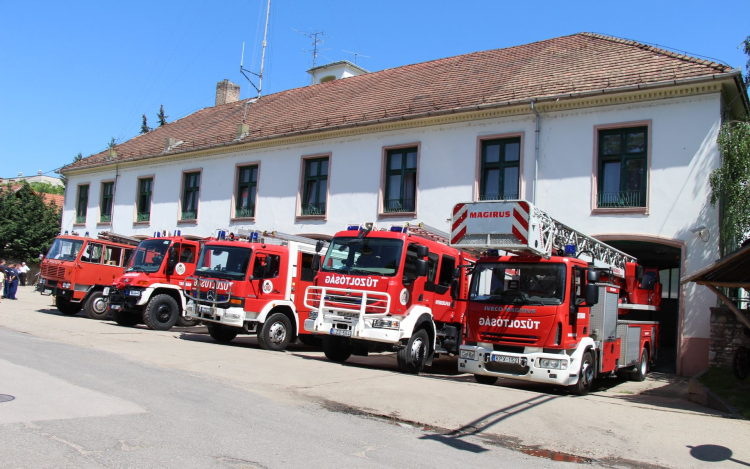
(240, 0), (272, 100)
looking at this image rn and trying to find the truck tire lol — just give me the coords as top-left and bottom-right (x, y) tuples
(207, 323), (238, 344)
(298, 334), (322, 347)
(474, 374), (498, 385)
(56, 298), (82, 316)
(397, 329), (429, 374)
(257, 313), (292, 351)
(143, 294), (179, 331)
(84, 291), (109, 320)
(176, 316), (200, 327)
(633, 348), (649, 382)
(114, 310), (140, 327)
(569, 350), (595, 396)
(322, 336), (352, 363)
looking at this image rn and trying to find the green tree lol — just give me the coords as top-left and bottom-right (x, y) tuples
(29, 181), (64, 195)
(141, 114), (151, 134)
(0, 182), (62, 262)
(108, 137), (116, 148)
(743, 35), (750, 87)
(157, 104), (168, 127)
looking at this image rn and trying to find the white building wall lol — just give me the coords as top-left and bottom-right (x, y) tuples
(62, 93), (722, 371)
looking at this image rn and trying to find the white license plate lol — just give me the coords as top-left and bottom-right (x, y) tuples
(110, 304), (121, 310)
(199, 305), (213, 315)
(330, 328), (352, 337)
(44, 289), (52, 294)
(492, 355), (520, 365)
(103, 287), (110, 296)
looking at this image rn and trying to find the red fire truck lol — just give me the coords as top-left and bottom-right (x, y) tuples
(304, 223), (475, 374)
(451, 200), (661, 395)
(37, 232), (139, 319)
(107, 231), (202, 330)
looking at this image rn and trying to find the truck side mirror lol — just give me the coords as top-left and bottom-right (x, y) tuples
(415, 259), (428, 278)
(450, 278), (459, 300)
(453, 267), (461, 278)
(315, 240), (325, 253)
(416, 245), (429, 258)
(166, 248), (178, 274)
(312, 254), (321, 272)
(640, 271), (657, 290)
(585, 284), (599, 306)
(587, 269), (600, 283)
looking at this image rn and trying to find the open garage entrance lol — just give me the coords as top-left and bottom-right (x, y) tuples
(595, 239), (682, 374)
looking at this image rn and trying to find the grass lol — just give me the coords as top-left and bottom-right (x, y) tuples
(698, 367), (750, 418)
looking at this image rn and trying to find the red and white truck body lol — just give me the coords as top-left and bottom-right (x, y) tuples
(304, 223), (474, 373)
(451, 200), (661, 394)
(183, 230), (325, 350)
(107, 232), (202, 330)
(37, 232), (138, 319)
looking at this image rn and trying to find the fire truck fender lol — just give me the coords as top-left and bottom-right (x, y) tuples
(137, 284), (186, 310)
(570, 337), (598, 383)
(256, 301), (299, 331)
(399, 306), (436, 356)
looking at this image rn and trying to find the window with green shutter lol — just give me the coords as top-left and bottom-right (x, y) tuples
(384, 147), (417, 213)
(181, 172), (200, 220)
(76, 185), (89, 224)
(479, 138), (520, 201)
(301, 157), (328, 216)
(597, 127), (647, 208)
(100, 182), (114, 223)
(137, 178), (153, 222)
(235, 165), (258, 218)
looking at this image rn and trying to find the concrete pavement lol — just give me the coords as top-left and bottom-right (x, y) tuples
(1, 286), (748, 468)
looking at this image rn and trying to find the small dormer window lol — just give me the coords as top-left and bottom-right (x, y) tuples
(320, 75), (336, 83)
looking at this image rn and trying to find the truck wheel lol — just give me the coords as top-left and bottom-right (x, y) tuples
(84, 291), (109, 320)
(114, 310), (140, 327)
(298, 334), (322, 347)
(176, 316), (200, 327)
(56, 298), (82, 316)
(474, 374), (498, 385)
(207, 323), (238, 344)
(143, 294), (179, 331)
(633, 348), (649, 382)
(397, 329), (429, 374)
(257, 313), (292, 351)
(569, 350), (595, 396)
(322, 336), (352, 363)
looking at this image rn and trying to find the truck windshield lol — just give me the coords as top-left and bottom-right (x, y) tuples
(470, 262), (565, 306)
(46, 238), (84, 261)
(321, 237), (403, 276)
(195, 246), (252, 280)
(126, 239), (172, 273)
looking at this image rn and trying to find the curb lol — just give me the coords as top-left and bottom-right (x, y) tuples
(688, 369), (744, 418)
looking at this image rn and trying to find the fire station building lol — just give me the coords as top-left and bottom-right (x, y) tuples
(60, 33), (749, 376)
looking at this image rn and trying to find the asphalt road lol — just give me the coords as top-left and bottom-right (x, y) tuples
(1, 286), (748, 468)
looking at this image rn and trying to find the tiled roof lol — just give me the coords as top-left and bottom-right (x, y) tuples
(64, 32), (737, 173)
(7, 184), (64, 209)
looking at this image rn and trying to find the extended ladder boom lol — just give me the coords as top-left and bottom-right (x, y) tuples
(450, 200), (636, 276)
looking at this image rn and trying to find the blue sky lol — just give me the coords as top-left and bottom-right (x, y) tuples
(1, 0), (748, 180)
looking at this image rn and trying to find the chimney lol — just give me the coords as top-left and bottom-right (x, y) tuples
(215, 79), (240, 106)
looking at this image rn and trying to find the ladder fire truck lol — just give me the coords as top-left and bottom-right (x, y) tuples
(37, 231), (139, 320)
(304, 222), (475, 374)
(107, 231), (202, 331)
(184, 229), (327, 351)
(451, 200), (661, 395)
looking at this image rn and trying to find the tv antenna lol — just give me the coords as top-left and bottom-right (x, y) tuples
(293, 29), (331, 82)
(342, 50), (370, 65)
(240, 0), (271, 101)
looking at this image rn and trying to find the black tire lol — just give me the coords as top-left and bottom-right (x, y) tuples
(257, 312), (293, 351)
(143, 294), (180, 331)
(207, 323), (238, 344)
(322, 336), (352, 363)
(84, 291), (109, 320)
(56, 298), (82, 316)
(632, 348), (649, 382)
(569, 350), (595, 396)
(113, 310), (140, 327)
(298, 334), (322, 347)
(474, 374), (498, 385)
(176, 316), (200, 327)
(397, 329), (430, 374)
(734, 346), (750, 380)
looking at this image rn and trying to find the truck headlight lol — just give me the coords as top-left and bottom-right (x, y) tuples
(372, 319), (399, 329)
(62, 282), (71, 289)
(308, 310), (318, 321)
(39, 278), (46, 285)
(538, 358), (568, 370)
(460, 349), (477, 360)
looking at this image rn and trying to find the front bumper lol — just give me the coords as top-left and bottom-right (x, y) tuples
(108, 289), (142, 312)
(305, 311), (405, 344)
(185, 301), (246, 328)
(36, 283), (75, 300)
(458, 345), (579, 386)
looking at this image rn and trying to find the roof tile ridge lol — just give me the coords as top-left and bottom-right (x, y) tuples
(578, 32), (730, 73)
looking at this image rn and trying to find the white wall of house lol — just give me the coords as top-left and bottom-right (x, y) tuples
(62, 92), (722, 372)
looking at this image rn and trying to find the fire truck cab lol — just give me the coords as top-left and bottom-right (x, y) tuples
(184, 229), (324, 351)
(304, 223), (474, 374)
(107, 232), (201, 330)
(37, 232), (138, 319)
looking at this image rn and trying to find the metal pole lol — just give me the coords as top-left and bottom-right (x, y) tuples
(257, 0), (271, 99)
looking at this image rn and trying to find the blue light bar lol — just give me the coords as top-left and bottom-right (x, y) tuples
(64, 230), (68, 235)
(176, 230), (181, 236)
(390, 226), (406, 233)
(565, 244), (576, 256)
(252, 231), (259, 240)
(347, 225), (360, 231)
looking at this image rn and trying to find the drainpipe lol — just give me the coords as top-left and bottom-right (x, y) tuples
(530, 101), (540, 205)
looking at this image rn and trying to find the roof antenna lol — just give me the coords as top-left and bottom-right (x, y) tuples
(293, 29), (330, 84)
(342, 50), (370, 65)
(240, 0), (271, 121)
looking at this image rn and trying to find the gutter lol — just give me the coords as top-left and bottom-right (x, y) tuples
(61, 71), (742, 175)
(530, 101), (540, 205)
